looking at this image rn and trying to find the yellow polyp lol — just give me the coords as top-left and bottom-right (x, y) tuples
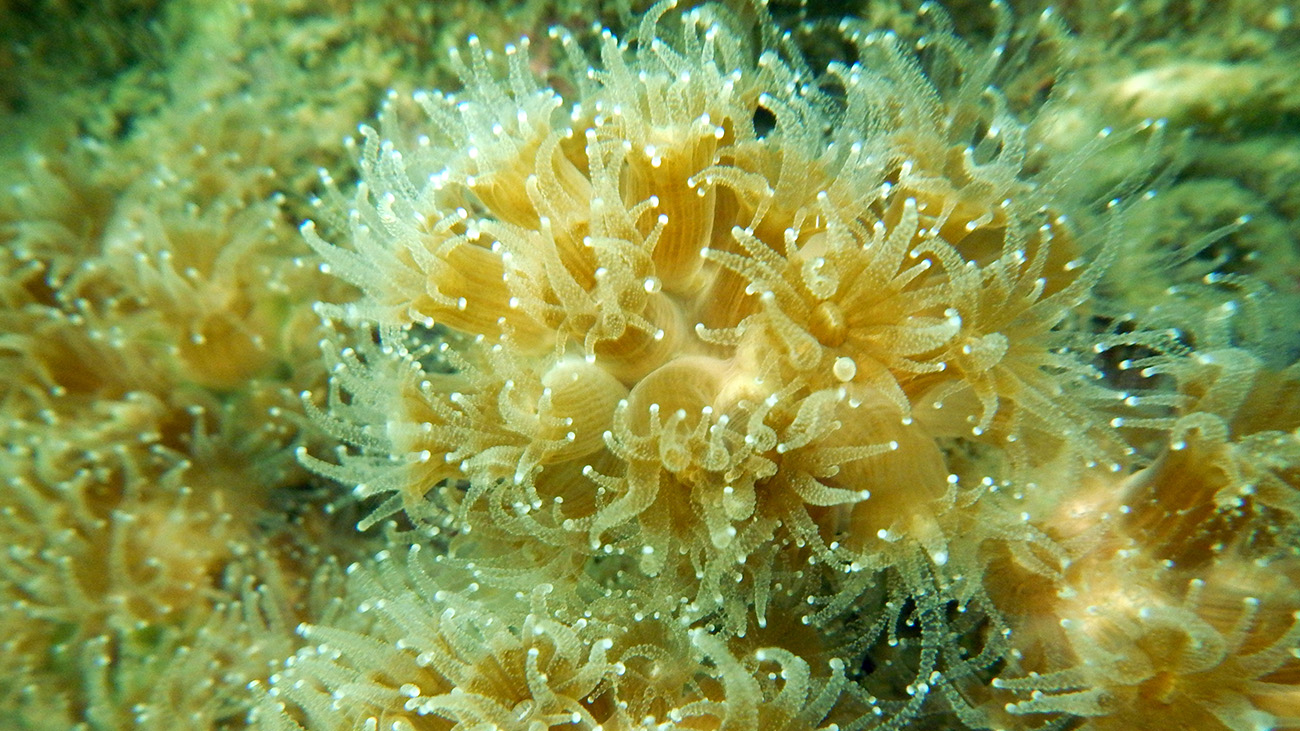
(538, 356), (628, 461)
(624, 356), (730, 434)
(176, 310), (274, 390)
(624, 127), (720, 293)
(826, 391), (950, 548)
(590, 291), (686, 383)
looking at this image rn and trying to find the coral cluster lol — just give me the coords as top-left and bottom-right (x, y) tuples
(0, 0), (599, 726)
(3, 0), (1299, 729)
(267, 1), (1300, 729)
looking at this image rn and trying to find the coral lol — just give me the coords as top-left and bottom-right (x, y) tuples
(266, 540), (872, 731)
(283, 0), (1299, 729)
(3, 0), (1299, 729)
(0, 0), (640, 727)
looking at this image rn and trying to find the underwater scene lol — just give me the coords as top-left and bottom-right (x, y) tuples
(3, 0), (1300, 728)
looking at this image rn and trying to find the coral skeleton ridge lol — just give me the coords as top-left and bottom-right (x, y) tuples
(2, 0), (1299, 730)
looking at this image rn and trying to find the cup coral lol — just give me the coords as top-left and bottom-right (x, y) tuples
(5, 0), (1299, 729)
(277, 1), (1300, 729)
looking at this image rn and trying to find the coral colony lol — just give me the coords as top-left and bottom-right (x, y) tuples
(275, 2), (1300, 728)
(3, 1), (1299, 730)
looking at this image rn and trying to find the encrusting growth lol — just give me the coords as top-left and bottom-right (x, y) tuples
(271, 1), (1300, 729)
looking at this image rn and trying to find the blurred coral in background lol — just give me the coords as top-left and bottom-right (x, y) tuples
(2, 0), (1298, 729)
